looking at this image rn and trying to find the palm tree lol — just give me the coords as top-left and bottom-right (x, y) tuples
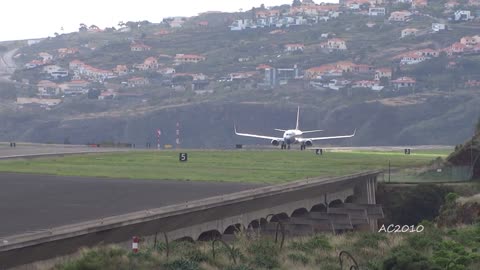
(79, 23), (87, 32)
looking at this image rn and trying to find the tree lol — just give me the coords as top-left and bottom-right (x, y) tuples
(79, 23), (87, 32)
(292, 0), (302, 7)
(138, 20), (151, 27)
(0, 82), (17, 101)
(87, 89), (101, 99)
(360, 3), (371, 10)
(125, 21), (139, 31)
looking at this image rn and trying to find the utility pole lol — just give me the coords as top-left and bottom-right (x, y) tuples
(176, 122), (181, 149)
(388, 160), (391, 183)
(157, 129), (161, 149)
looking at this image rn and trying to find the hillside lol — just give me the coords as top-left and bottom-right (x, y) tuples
(447, 125), (480, 178)
(1, 0), (480, 146)
(1, 93), (479, 147)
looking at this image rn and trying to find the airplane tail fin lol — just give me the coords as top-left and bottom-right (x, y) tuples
(295, 106), (300, 130)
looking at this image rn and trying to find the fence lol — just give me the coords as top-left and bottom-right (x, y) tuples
(381, 165), (474, 183)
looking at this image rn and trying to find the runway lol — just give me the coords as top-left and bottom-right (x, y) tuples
(0, 173), (259, 238)
(0, 143), (129, 160)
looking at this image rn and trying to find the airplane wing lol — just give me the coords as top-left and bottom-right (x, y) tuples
(301, 129), (324, 134)
(299, 129), (356, 141)
(235, 126), (282, 141)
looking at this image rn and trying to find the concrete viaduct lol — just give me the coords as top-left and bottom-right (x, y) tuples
(0, 170), (382, 269)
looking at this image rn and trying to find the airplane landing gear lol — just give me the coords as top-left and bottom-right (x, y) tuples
(300, 144), (306, 151)
(281, 143), (286, 150)
(287, 144), (291, 150)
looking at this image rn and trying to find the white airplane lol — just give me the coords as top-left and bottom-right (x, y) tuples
(234, 107), (356, 150)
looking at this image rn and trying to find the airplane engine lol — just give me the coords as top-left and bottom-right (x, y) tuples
(304, 140), (313, 147)
(271, 140), (280, 146)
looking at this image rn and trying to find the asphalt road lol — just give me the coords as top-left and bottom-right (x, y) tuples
(0, 48), (17, 82)
(0, 143), (130, 159)
(0, 173), (259, 237)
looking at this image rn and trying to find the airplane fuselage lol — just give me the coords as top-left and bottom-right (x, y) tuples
(282, 129), (303, 145)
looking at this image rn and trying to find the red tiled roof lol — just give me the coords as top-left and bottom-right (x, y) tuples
(306, 64), (338, 73)
(256, 64), (272, 70)
(376, 68), (392, 72)
(175, 54), (206, 59)
(329, 38), (346, 42)
(128, 77), (147, 81)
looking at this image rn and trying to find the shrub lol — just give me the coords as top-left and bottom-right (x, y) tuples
(287, 253), (310, 266)
(290, 234), (332, 254)
(56, 247), (128, 270)
(431, 240), (480, 269)
(382, 247), (438, 270)
(447, 224), (480, 248)
(224, 264), (254, 270)
(406, 221), (442, 251)
(353, 233), (388, 249)
(315, 256), (341, 270)
(386, 184), (452, 225)
(163, 259), (201, 270)
(406, 232), (441, 251)
(247, 238), (280, 269)
(184, 248), (209, 263)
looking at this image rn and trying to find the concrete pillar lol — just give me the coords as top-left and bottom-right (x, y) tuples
(353, 176), (370, 204)
(352, 176), (379, 232)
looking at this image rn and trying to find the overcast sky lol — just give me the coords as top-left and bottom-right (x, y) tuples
(1, 0), (337, 42)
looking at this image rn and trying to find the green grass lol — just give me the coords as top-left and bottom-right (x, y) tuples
(0, 149), (451, 183)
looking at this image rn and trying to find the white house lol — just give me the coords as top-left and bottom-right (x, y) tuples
(38, 52), (53, 63)
(391, 77), (416, 89)
(229, 19), (254, 31)
(432, 23), (446, 32)
(454, 10), (474, 21)
(389, 11), (412, 22)
(157, 67), (176, 75)
(352, 80), (379, 89)
(369, 7), (386, 16)
(43, 65), (69, 79)
(284, 43), (305, 52)
(59, 80), (90, 95)
(401, 28), (419, 38)
(37, 80), (61, 96)
(400, 52), (427, 65)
